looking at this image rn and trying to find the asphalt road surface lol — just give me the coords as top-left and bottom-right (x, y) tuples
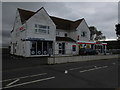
(2, 58), (119, 89)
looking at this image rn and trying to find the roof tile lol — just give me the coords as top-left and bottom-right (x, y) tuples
(18, 8), (83, 30)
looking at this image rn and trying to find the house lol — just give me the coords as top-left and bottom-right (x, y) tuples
(10, 7), (107, 57)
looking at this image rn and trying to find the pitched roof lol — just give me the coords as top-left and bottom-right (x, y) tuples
(56, 36), (76, 42)
(17, 8), (83, 30)
(18, 8), (35, 24)
(50, 16), (83, 30)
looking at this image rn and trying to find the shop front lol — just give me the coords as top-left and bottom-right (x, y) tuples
(77, 41), (107, 54)
(22, 38), (53, 56)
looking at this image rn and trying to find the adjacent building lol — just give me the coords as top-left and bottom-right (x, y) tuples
(10, 7), (107, 57)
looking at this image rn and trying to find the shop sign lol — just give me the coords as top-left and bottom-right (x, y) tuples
(72, 45), (76, 47)
(19, 25), (26, 31)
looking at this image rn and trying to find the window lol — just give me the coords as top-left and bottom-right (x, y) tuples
(48, 26), (50, 29)
(72, 45), (76, 51)
(65, 33), (67, 37)
(35, 24), (37, 28)
(81, 31), (87, 37)
(77, 35), (79, 40)
(35, 29), (37, 33)
(48, 30), (49, 34)
(34, 24), (50, 34)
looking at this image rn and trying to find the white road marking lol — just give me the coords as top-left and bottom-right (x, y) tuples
(65, 70), (68, 74)
(69, 67), (82, 71)
(3, 76), (55, 89)
(94, 66), (97, 68)
(69, 65), (94, 71)
(1, 73), (47, 82)
(80, 66), (108, 73)
(6, 79), (20, 86)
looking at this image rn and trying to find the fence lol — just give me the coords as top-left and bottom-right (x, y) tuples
(48, 54), (120, 64)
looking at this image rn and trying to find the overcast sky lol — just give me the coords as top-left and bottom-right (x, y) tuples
(2, 2), (118, 47)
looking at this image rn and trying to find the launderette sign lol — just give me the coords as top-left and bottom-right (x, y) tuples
(19, 25), (26, 31)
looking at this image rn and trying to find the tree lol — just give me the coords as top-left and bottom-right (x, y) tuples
(89, 26), (106, 41)
(115, 24), (120, 40)
(89, 26), (97, 40)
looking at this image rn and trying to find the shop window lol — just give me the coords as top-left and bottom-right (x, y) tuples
(31, 41), (53, 56)
(59, 50), (62, 54)
(79, 44), (83, 48)
(86, 44), (90, 48)
(59, 43), (62, 49)
(31, 41), (37, 55)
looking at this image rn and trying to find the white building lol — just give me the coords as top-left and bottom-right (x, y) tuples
(10, 7), (107, 57)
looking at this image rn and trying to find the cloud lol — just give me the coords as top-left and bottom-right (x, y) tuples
(2, 2), (118, 47)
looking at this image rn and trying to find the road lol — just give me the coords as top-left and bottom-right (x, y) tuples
(2, 58), (119, 88)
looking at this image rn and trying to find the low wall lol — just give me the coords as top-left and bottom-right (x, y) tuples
(47, 54), (120, 64)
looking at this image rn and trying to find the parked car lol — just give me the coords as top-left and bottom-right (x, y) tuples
(79, 48), (98, 55)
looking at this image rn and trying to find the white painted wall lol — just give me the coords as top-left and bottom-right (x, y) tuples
(56, 29), (69, 37)
(26, 8), (56, 41)
(77, 19), (90, 41)
(69, 30), (77, 41)
(55, 41), (78, 55)
(69, 19), (90, 42)
(10, 10), (27, 56)
(24, 8), (56, 57)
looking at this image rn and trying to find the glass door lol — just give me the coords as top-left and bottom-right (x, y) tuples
(37, 41), (42, 55)
(31, 41), (53, 56)
(31, 41), (37, 55)
(43, 41), (48, 55)
(59, 42), (65, 55)
(62, 43), (65, 54)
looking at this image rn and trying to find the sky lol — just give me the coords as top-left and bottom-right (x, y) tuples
(1, 1), (118, 47)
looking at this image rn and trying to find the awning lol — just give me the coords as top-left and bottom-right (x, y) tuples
(77, 41), (107, 45)
(21, 38), (53, 41)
